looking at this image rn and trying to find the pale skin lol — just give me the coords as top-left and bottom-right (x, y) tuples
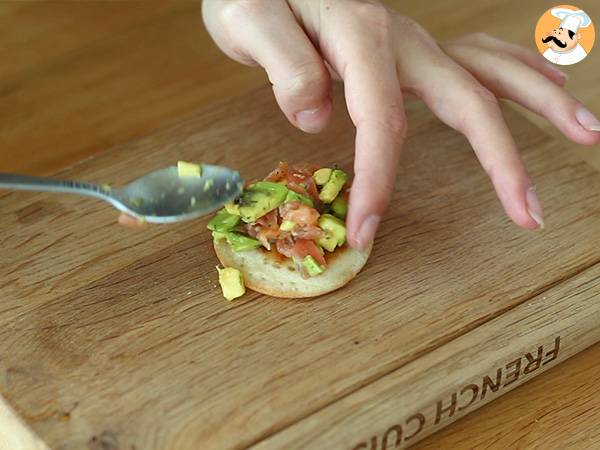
(124, 0), (600, 250)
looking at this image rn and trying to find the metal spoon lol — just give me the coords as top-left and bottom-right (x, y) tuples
(0, 165), (244, 223)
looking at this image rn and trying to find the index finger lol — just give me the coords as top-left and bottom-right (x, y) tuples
(327, 11), (406, 249)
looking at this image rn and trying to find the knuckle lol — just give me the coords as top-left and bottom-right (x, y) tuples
(466, 83), (499, 109)
(280, 62), (329, 98)
(219, 0), (267, 26)
(361, 105), (407, 142)
(387, 105), (408, 140)
(475, 85), (499, 105)
(454, 82), (499, 132)
(348, 1), (394, 35)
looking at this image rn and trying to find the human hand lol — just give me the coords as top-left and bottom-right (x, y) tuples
(202, 0), (600, 249)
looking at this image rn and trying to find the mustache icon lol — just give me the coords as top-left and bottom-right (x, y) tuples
(542, 35), (568, 48)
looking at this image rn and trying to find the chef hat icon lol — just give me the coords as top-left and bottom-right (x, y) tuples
(551, 8), (592, 33)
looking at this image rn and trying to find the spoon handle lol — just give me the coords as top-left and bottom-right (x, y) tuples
(0, 173), (109, 200)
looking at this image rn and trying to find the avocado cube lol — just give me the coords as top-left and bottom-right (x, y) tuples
(285, 190), (314, 207)
(239, 181), (288, 223)
(217, 267), (245, 301)
(318, 233), (337, 252)
(212, 231), (228, 242)
(225, 232), (262, 252)
(318, 214), (346, 248)
(224, 202), (241, 216)
(177, 161), (202, 177)
(331, 196), (347, 219)
(302, 255), (324, 277)
(279, 220), (296, 232)
(313, 168), (332, 186)
(207, 209), (241, 232)
(319, 169), (347, 204)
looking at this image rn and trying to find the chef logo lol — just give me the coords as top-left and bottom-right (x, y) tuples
(535, 5), (595, 65)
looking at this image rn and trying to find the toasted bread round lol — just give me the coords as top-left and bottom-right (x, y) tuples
(213, 239), (371, 298)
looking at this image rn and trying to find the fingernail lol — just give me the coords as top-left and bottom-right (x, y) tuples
(295, 100), (332, 133)
(356, 214), (380, 249)
(526, 187), (544, 230)
(544, 62), (568, 81)
(575, 106), (600, 132)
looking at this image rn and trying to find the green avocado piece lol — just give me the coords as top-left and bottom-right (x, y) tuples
(285, 190), (314, 207)
(331, 196), (347, 220)
(207, 209), (241, 232)
(224, 202), (241, 216)
(302, 255), (324, 277)
(318, 233), (337, 252)
(225, 232), (262, 252)
(239, 181), (288, 223)
(318, 214), (346, 250)
(279, 220), (296, 232)
(313, 168), (332, 186)
(319, 169), (348, 204)
(212, 231), (228, 242)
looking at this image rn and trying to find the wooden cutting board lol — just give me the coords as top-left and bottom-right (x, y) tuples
(1, 84), (599, 450)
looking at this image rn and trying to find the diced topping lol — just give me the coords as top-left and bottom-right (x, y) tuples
(292, 224), (323, 241)
(239, 181), (288, 223)
(279, 201), (319, 226)
(217, 267), (245, 301)
(246, 209), (280, 250)
(318, 214), (346, 250)
(331, 195), (347, 220)
(318, 232), (337, 252)
(212, 231), (227, 242)
(292, 238), (326, 268)
(319, 169), (347, 203)
(285, 190), (314, 207)
(264, 161), (289, 182)
(213, 230), (261, 252)
(313, 168), (332, 186)
(224, 202), (241, 216)
(275, 234), (295, 258)
(280, 220), (296, 232)
(302, 255), (324, 277)
(208, 163), (351, 280)
(225, 232), (262, 252)
(177, 161), (202, 177)
(207, 209), (240, 232)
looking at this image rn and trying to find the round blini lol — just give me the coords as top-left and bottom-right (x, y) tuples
(213, 239), (372, 298)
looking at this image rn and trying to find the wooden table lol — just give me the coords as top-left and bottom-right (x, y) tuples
(1, 1), (599, 448)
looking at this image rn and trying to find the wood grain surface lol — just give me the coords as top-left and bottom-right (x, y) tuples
(1, 84), (600, 449)
(1, 0), (600, 448)
(253, 262), (600, 449)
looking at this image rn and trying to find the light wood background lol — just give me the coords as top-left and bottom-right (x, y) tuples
(1, 0), (599, 448)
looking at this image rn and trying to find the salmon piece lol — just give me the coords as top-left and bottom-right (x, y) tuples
(291, 238), (326, 267)
(292, 225), (323, 240)
(280, 202), (319, 226)
(264, 161), (289, 182)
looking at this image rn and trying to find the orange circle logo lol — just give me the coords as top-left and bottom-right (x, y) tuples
(535, 5), (595, 65)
